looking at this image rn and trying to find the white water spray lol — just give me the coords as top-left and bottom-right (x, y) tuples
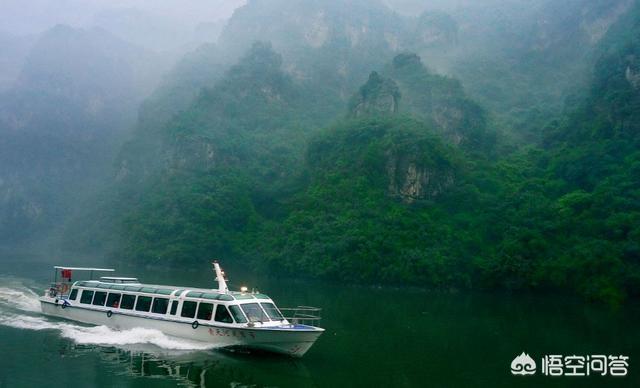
(0, 286), (41, 312)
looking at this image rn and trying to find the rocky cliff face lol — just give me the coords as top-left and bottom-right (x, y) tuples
(384, 53), (491, 151)
(348, 53), (489, 152)
(411, 11), (458, 49)
(217, 0), (409, 105)
(220, 0), (404, 54)
(626, 63), (640, 90)
(580, 0), (634, 44)
(386, 149), (455, 203)
(349, 71), (400, 117)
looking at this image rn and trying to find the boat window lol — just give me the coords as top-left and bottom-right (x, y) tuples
(124, 286), (141, 292)
(151, 298), (169, 314)
(214, 305), (234, 323)
(186, 291), (203, 298)
(120, 294), (135, 310)
(260, 303), (284, 320)
(201, 293), (219, 300)
(110, 285), (125, 290)
(140, 287), (156, 294)
(135, 296), (152, 312)
(106, 293), (121, 308)
(181, 301), (197, 318)
(218, 294), (234, 301)
(197, 303), (214, 320)
(170, 300), (178, 315)
(92, 291), (107, 306)
(240, 303), (270, 322)
(234, 294), (255, 300)
(254, 294), (270, 300)
(96, 284), (111, 289)
(155, 289), (174, 295)
(69, 289), (78, 301)
(80, 290), (94, 304)
(174, 290), (185, 297)
(228, 305), (247, 323)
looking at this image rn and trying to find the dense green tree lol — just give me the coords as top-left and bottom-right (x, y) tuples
(59, 0), (640, 305)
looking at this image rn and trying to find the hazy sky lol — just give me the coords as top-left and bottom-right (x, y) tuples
(0, 0), (246, 36)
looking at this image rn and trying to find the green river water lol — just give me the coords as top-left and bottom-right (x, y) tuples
(0, 255), (638, 387)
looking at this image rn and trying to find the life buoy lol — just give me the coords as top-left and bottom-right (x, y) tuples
(59, 283), (70, 294)
(192, 321), (199, 329)
(107, 310), (113, 318)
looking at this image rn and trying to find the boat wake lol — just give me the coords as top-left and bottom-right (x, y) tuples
(0, 285), (41, 312)
(0, 279), (216, 352)
(0, 314), (216, 350)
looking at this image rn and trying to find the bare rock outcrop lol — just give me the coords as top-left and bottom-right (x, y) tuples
(350, 71), (401, 117)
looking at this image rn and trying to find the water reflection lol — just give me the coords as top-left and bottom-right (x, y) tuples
(92, 346), (313, 387)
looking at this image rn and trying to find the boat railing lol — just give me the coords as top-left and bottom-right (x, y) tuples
(48, 282), (71, 298)
(279, 306), (322, 326)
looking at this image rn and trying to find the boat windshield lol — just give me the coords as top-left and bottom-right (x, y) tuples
(228, 305), (247, 323)
(260, 302), (284, 320)
(240, 303), (270, 322)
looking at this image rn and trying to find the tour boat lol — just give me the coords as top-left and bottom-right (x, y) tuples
(39, 262), (324, 357)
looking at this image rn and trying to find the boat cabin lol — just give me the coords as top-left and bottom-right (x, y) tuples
(66, 280), (286, 327)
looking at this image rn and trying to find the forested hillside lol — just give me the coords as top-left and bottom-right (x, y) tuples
(466, 4), (640, 302)
(4, 0), (636, 304)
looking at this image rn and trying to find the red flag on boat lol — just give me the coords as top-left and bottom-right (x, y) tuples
(61, 269), (72, 279)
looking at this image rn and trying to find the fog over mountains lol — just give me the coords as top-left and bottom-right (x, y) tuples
(1, 0), (638, 303)
(0, 0), (243, 246)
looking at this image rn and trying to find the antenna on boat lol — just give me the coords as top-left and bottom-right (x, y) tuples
(212, 260), (228, 293)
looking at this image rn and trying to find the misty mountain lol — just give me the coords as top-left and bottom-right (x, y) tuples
(382, 54), (492, 152)
(0, 31), (35, 92)
(92, 7), (201, 52)
(1, 0), (638, 303)
(219, 0), (404, 107)
(91, 5), (240, 53)
(474, 2), (640, 301)
(214, 0), (634, 146)
(416, 0), (635, 142)
(3, 25), (164, 133)
(91, 38), (493, 279)
(0, 0), (243, 45)
(0, 25), (166, 246)
(89, 42), (313, 262)
(103, 0), (640, 303)
(116, 42), (233, 181)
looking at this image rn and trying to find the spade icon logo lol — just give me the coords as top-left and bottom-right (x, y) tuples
(511, 352), (536, 375)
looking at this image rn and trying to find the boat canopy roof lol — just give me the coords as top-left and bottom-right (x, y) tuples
(54, 266), (115, 272)
(99, 276), (139, 283)
(73, 280), (272, 302)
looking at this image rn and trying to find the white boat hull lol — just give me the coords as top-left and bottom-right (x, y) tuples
(40, 299), (323, 357)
